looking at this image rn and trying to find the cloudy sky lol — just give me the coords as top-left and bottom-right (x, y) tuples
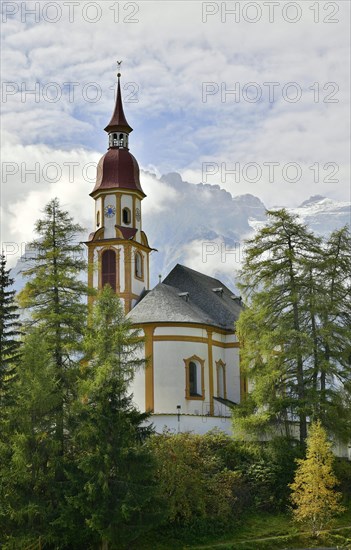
(1, 0), (350, 266)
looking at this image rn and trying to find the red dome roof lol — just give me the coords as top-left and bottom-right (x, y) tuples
(90, 148), (145, 197)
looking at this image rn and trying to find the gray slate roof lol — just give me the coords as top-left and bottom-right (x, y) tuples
(128, 264), (242, 331)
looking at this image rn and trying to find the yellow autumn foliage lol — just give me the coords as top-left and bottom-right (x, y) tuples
(290, 420), (345, 536)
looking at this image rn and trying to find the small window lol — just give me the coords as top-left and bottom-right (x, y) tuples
(96, 211), (100, 227)
(216, 360), (226, 399)
(189, 362), (198, 396)
(122, 207), (131, 225)
(135, 251), (143, 279)
(184, 356), (205, 400)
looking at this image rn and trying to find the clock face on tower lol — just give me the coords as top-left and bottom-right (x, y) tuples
(104, 205), (116, 218)
(135, 207), (141, 221)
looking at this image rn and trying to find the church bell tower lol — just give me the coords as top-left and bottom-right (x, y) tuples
(86, 67), (152, 313)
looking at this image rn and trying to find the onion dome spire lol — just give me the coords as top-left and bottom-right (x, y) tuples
(104, 61), (133, 134)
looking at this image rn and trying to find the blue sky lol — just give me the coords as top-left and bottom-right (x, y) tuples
(1, 0), (350, 265)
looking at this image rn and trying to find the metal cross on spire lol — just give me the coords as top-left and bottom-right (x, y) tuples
(116, 60), (122, 77)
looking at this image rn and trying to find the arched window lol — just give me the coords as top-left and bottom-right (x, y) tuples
(96, 211), (100, 227)
(113, 133), (118, 146)
(122, 207), (131, 225)
(101, 249), (116, 292)
(216, 360), (226, 399)
(135, 251), (143, 279)
(184, 356), (205, 400)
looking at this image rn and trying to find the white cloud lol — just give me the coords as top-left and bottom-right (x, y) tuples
(1, 0), (350, 263)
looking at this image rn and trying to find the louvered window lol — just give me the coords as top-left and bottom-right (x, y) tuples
(101, 249), (116, 292)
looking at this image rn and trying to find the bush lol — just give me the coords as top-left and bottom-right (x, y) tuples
(147, 430), (306, 533)
(334, 458), (351, 499)
(147, 430), (247, 529)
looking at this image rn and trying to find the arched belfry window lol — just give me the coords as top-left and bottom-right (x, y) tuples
(96, 211), (100, 227)
(135, 251), (143, 279)
(122, 207), (131, 225)
(184, 355), (205, 400)
(101, 249), (116, 292)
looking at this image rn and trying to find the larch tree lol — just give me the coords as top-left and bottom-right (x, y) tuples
(234, 210), (351, 445)
(3, 198), (91, 546)
(289, 420), (344, 536)
(311, 227), (351, 441)
(17, 198), (90, 478)
(234, 209), (321, 443)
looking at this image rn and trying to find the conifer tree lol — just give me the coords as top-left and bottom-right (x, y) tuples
(0, 252), (21, 408)
(18, 198), (90, 480)
(290, 420), (344, 536)
(0, 329), (59, 546)
(69, 285), (163, 549)
(313, 227), (351, 440)
(234, 210), (351, 444)
(235, 209), (321, 443)
(2, 199), (91, 545)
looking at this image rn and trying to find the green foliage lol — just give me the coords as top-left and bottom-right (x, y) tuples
(334, 458), (351, 499)
(0, 329), (60, 546)
(290, 420), (345, 536)
(0, 253), (21, 409)
(147, 429), (304, 533)
(234, 210), (351, 444)
(18, 198), (89, 355)
(148, 430), (244, 530)
(17, 198), (90, 473)
(1, 199), (90, 547)
(68, 285), (163, 549)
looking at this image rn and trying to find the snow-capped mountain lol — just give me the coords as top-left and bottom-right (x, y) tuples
(9, 172), (350, 295)
(145, 174), (350, 290)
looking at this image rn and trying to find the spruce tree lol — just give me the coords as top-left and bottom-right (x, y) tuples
(1, 329), (59, 546)
(69, 285), (163, 549)
(0, 252), (21, 408)
(290, 420), (344, 536)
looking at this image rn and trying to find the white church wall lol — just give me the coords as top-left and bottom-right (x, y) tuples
(135, 197), (141, 233)
(119, 246), (125, 290)
(131, 367), (145, 411)
(121, 194), (133, 226)
(153, 339), (209, 416)
(148, 414), (233, 435)
(95, 197), (102, 230)
(154, 326), (207, 337)
(131, 249), (147, 297)
(213, 332), (238, 344)
(92, 248), (99, 287)
(224, 347), (241, 404)
(104, 194), (116, 239)
(212, 345), (226, 398)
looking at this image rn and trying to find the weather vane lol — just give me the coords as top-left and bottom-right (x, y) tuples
(117, 60), (122, 77)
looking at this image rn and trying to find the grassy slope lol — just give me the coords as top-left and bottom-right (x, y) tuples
(135, 503), (351, 550)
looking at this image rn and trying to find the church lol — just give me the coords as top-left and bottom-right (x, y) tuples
(85, 71), (244, 434)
